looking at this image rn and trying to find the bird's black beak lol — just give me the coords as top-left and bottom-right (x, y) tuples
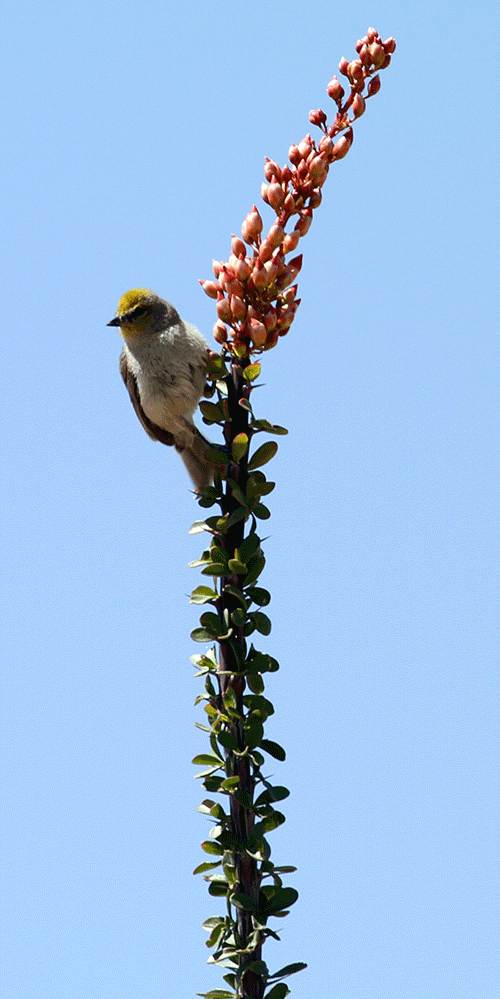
(107, 316), (122, 327)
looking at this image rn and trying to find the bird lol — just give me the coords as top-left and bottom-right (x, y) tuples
(108, 288), (217, 489)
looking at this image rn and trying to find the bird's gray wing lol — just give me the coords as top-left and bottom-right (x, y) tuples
(119, 350), (176, 447)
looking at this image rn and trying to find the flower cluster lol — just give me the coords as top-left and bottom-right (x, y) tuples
(200, 28), (395, 357)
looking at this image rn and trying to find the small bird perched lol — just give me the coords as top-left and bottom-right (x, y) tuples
(108, 288), (216, 488)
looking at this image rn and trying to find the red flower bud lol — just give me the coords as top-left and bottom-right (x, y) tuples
(352, 93), (366, 118)
(231, 235), (247, 257)
(199, 279), (222, 299)
(258, 238), (274, 264)
(295, 208), (313, 237)
(347, 59), (364, 84)
(309, 189), (322, 209)
(241, 206), (263, 243)
(384, 37), (396, 53)
(319, 134), (334, 158)
(267, 182), (285, 211)
(309, 108), (327, 127)
(216, 293), (232, 323)
(367, 75), (381, 96)
(264, 158), (282, 182)
(338, 56), (349, 76)
(213, 320), (228, 343)
(234, 256), (252, 283)
(327, 76), (345, 102)
(332, 133), (351, 160)
(251, 257), (270, 290)
(247, 318), (267, 348)
(308, 155), (328, 186)
(367, 27), (378, 42)
(230, 295), (246, 321)
(288, 143), (301, 165)
(368, 42), (385, 68)
(282, 230), (300, 254)
(297, 134), (313, 159)
(212, 260), (222, 278)
(267, 222), (285, 250)
(263, 308), (277, 331)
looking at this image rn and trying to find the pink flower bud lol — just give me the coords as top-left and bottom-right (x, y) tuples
(327, 76), (345, 102)
(247, 318), (267, 348)
(384, 37), (396, 53)
(347, 60), (364, 84)
(295, 208), (313, 237)
(308, 155), (328, 186)
(282, 284), (298, 303)
(309, 108), (327, 127)
(288, 143), (301, 165)
(297, 159), (309, 180)
(267, 222), (285, 250)
(251, 257), (270, 290)
(264, 158), (282, 182)
(309, 189), (322, 208)
(230, 295), (246, 321)
(199, 279), (222, 299)
(213, 320), (228, 343)
(234, 256), (252, 283)
(283, 192), (296, 213)
(231, 235), (247, 258)
(281, 165), (292, 184)
(332, 133), (352, 160)
(263, 331), (279, 349)
(263, 308), (277, 331)
(258, 238), (274, 264)
(319, 134), (334, 158)
(358, 44), (371, 67)
(218, 265), (235, 291)
(216, 293), (232, 323)
(297, 134), (313, 159)
(282, 230), (300, 254)
(241, 206), (263, 243)
(368, 42), (385, 68)
(338, 56), (349, 76)
(212, 260), (222, 278)
(267, 182), (285, 212)
(367, 74), (381, 96)
(261, 182), (270, 204)
(352, 93), (366, 118)
(367, 27), (378, 42)
(263, 258), (278, 283)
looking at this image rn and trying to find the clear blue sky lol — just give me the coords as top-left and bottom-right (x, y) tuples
(1, 2), (498, 997)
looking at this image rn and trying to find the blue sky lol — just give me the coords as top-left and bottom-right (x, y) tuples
(1, 2), (499, 998)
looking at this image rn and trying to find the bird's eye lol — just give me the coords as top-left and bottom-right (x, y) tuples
(130, 306), (147, 318)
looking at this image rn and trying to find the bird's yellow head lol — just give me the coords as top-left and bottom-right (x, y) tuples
(107, 289), (158, 334)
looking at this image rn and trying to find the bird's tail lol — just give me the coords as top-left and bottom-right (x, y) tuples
(176, 422), (226, 490)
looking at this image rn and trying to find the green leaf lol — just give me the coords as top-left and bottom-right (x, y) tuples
(200, 840), (225, 856)
(191, 627), (217, 643)
(264, 985), (288, 999)
(261, 810), (286, 833)
(245, 553), (266, 585)
(252, 419), (288, 435)
(246, 587), (271, 606)
(268, 962), (307, 980)
(190, 586), (218, 604)
(217, 730), (238, 751)
(226, 506), (249, 529)
(231, 892), (258, 914)
(201, 563), (227, 577)
(238, 532), (261, 562)
(260, 739), (286, 761)
(199, 400), (226, 423)
(223, 584), (247, 606)
(243, 362), (261, 381)
(255, 786), (290, 807)
(246, 673), (264, 694)
(262, 887), (298, 914)
(196, 991), (235, 998)
(193, 860), (222, 875)
(248, 441), (278, 470)
(232, 433), (249, 462)
(253, 503), (271, 520)
(192, 753), (223, 766)
(245, 721), (264, 750)
(251, 611), (272, 635)
(230, 607), (246, 627)
(208, 881), (229, 896)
